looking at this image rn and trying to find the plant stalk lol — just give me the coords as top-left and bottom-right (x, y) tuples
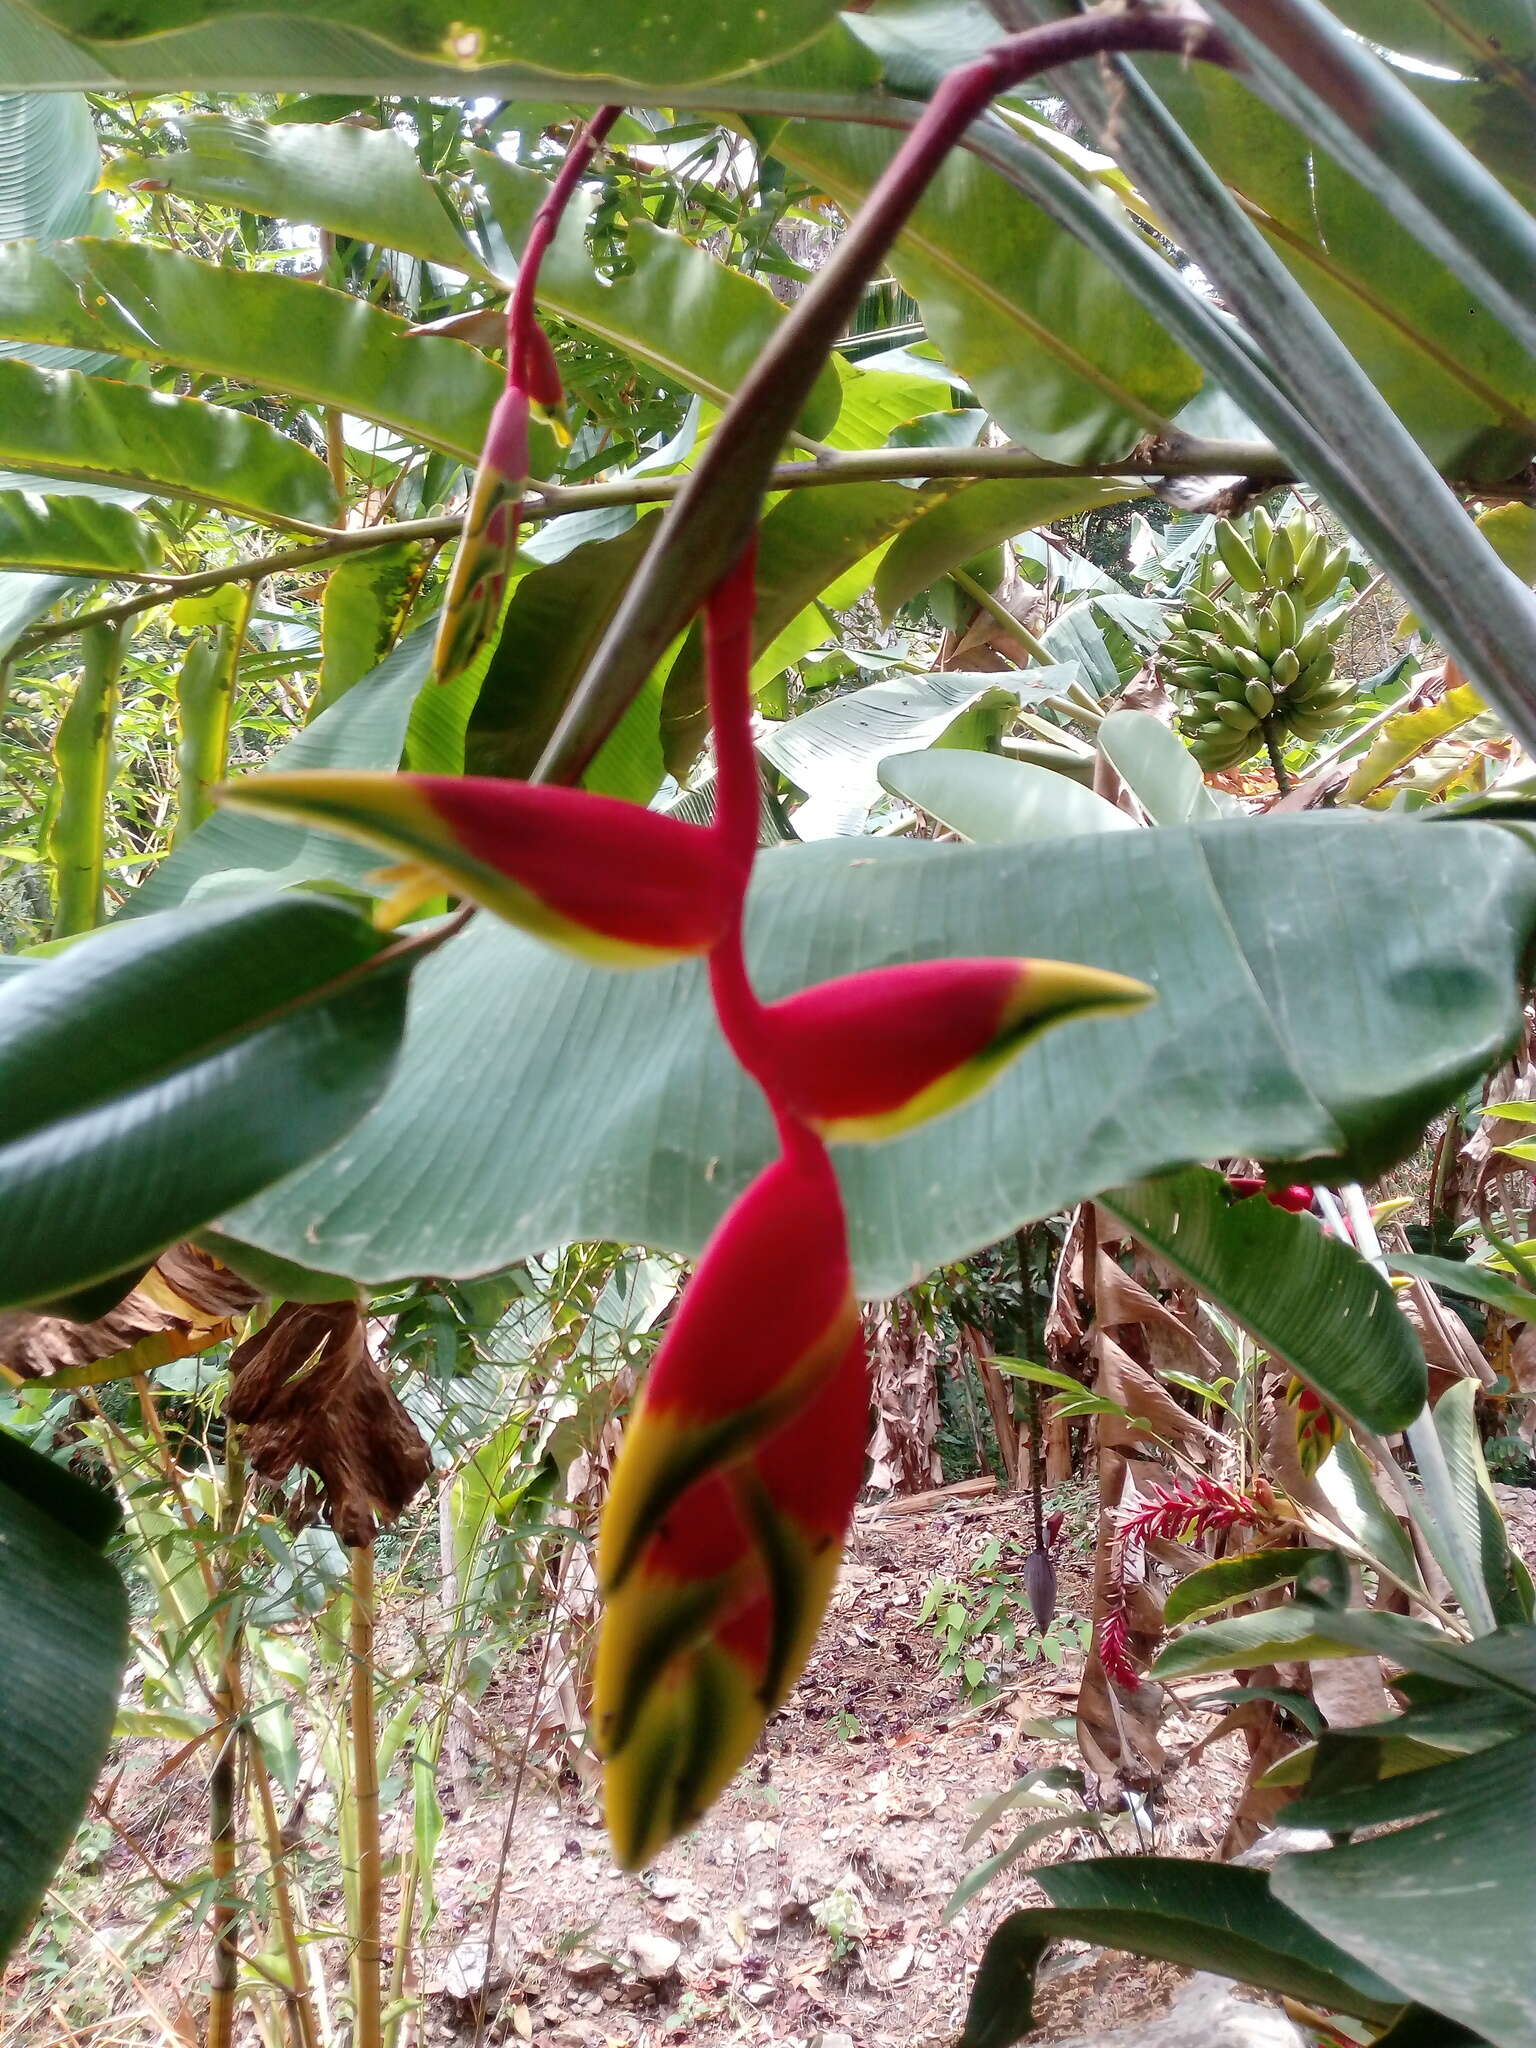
(1262, 722), (1293, 794)
(207, 1436), (247, 2048)
(348, 1544), (383, 2048)
(535, 12), (1235, 785)
(951, 565), (1054, 664)
(48, 621), (124, 937)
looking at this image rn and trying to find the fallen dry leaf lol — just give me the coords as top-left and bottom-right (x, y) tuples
(227, 1300), (432, 1546)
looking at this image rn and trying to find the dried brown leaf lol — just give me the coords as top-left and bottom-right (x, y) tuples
(0, 1243), (261, 1380)
(227, 1301), (432, 1547)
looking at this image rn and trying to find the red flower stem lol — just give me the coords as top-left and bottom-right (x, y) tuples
(700, 536), (815, 1155)
(507, 105), (622, 390)
(703, 539), (762, 878)
(537, 14), (1235, 784)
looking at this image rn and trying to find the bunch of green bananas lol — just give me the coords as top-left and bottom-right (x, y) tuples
(1162, 508), (1355, 773)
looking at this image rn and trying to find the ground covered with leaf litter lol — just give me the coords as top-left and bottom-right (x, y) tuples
(4, 1487), (1296, 2048)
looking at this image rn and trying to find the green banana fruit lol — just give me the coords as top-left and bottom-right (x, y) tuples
(1270, 647), (1301, 688)
(1244, 679), (1276, 718)
(1234, 646), (1272, 684)
(1263, 525), (1296, 588)
(1215, 700), (1260, 733)
(1215, 519), (1265, 593)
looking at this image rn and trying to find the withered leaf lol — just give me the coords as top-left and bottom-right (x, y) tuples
(0, 1243), (261, 1381)
(227, 1301), (432, 1547)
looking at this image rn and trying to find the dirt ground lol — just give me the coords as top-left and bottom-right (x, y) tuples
(2, 1489), (1272, 2048)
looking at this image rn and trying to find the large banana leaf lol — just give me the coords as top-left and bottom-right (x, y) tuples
(878, 746), (1136, 842)
(757, 671), (1019, 837)
(1141, 56), (1536, 479)
(474, 152), (843, 433)
(1272, 1736), (1536, 2048)
(222, 815), (1536, 1294)
(0, 0), (878, 104)
(963, 1860), (1402, 2047)
(0, 239), (500, 458)
(0, 357), (341, 529)
(1003, 3), (1536, 753)
(874, 475), (1143, 615)
(0, 487), (160, 576)
(0, 891), (424, 1308)
(103, 116), (499, 281)
(1102, 1166), (1426, 1432)
(776, 120), (1202, 462)
(0, 1435), (127, 1963)
(0, 91), (108, 375)
(12, 0), (848, 87)
(95, 120), (845, 433)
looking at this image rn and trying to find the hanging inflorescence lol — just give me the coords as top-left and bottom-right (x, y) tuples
(219, 88), (1155, 1870)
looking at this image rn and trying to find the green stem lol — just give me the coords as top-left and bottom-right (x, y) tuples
(1263, 721), (1293, 794)
(207, 1437), (246, 2048)
(175, 586), (255, 845)
(951, 565), (1053, 664)
(47, 620), (124, 938)
(348, 1544), (383, 2048)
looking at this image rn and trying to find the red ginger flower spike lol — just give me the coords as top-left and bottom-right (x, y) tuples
(213, 770), (737, 966)
(594, 1139), (867, 1867)
(766, 957), (1151, 1142)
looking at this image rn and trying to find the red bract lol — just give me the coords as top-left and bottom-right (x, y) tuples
(1118, 1475), (1263, 1549)
(594, 1143), (867, 1868)
(597, 1142), (858, 1593)
(766, 957), (1151, 1142)
(1227, 1174), (1315, 1214)
(1098, 1602), (1139, 1691)
(214, 771), (737, 965)
(1286, 1374), (1343, 1476)
(432, 384), (530, 686)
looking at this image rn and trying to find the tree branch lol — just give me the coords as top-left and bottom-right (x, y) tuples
(7, 438), (1280, 656)
(9, 437), (1527, 661)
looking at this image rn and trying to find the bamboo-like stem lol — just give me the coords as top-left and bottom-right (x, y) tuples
(241, 1726), (322, 2048)
(206, 1437), (246, 2048)
(348, 1545), (383, 2048)
(48, 621), (124, 937)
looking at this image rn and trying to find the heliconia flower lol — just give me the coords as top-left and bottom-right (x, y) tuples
(593, 1138), (868, 1866)
(433, 384), (531, 685)
(764, 957), (1152, 1143)
(213, 770), (737, 966)
(596, 1319), (868, 1869)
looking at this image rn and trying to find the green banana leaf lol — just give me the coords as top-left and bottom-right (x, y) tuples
(221, 815), (1536, 1294)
